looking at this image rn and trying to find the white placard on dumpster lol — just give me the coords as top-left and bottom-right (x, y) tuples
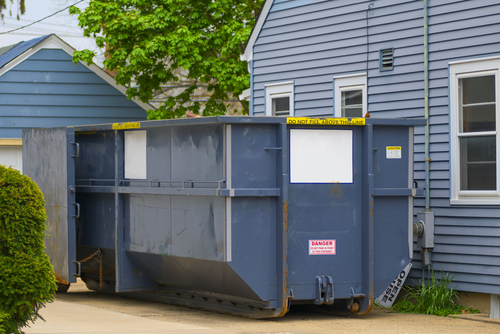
(386, 146), (402, 159)
(308, 239), (336, 255)
(125, 130), (147, 179)
(290, 129), (353, 183)
(375, 262), (412, 308)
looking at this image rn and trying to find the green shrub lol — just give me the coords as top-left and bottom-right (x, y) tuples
(393, 270), (477, 317)
(0, 166), (56, 334)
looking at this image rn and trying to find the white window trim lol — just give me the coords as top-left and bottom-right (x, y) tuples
(265, 81), (294, 116)
(334, 73), (367, 118)
(449, 57), (500, 205)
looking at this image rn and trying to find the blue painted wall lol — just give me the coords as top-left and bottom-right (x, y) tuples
(251, 0), (500, 295)
(0, 48), (147, 139)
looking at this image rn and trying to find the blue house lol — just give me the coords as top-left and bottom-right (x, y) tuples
(0, 34), (150, 171)
(242, 0), (500, 316)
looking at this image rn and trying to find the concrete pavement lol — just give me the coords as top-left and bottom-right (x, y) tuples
(24, 300), (236, 334)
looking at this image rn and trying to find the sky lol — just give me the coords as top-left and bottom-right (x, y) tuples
(0, 0), (102, 65)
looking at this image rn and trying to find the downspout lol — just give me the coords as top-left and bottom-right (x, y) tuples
(423, 0), (430, 211)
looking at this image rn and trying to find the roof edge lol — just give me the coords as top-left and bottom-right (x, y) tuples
(242, 0), (273, 62)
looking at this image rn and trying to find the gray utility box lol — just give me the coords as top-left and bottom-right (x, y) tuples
(23, 116), (425, 318)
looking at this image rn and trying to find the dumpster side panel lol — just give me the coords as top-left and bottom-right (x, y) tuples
(230, 197), (278, 301)
(372, 125), (413, 295)
(127, 194), (225, 261)
(146, 127), (171, 180)
(171, 124), (224, 185)
(230, 124), (278, 189)
(22, 127), (75, 284)
(228, 124), (279, 302)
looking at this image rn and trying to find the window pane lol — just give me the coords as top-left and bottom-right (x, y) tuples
(341, 90), (363, 117)
(272, 96), (290, 116)
(462, 104), (496, 132)
(459, 136), (496, 190)
(460, 75), (496, 133)
(343, 108), (363, 117)
(462, 76), (495, 105)
(342, 90), (362, 106)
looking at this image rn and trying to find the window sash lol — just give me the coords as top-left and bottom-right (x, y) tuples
(271, 93), (291, 116)
(341, 88), (363, 117)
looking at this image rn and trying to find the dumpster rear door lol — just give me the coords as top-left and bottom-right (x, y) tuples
(287, 127), (363, 302)
(23, 127), (77, 285)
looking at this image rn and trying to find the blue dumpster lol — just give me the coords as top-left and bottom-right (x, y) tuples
(23, 116), (425, 317)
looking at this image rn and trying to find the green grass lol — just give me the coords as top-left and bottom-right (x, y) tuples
(393, 270), (479, 317)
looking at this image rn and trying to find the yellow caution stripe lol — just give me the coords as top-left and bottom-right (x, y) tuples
(386, 146), (401, 150)
(112, 122), (141, 130)
(286, 117), (365, 126)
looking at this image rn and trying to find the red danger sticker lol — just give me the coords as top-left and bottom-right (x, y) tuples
(309, 239), (336, 255)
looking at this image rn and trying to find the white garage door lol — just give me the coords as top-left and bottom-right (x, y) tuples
(0, 145), (22, 172)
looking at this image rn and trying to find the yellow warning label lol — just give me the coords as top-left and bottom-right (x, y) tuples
(112, 122), (141, 130)
(386, 146), (402, 159)
(286, 117), (365, 126)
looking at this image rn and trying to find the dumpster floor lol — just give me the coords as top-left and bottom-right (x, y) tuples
(25, 279), (500, 334)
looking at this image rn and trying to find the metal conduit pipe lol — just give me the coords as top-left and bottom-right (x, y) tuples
(421, 0), (433, 283)
(423, 0), (430, 211)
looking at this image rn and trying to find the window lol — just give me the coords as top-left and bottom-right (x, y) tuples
(265, 81), (294, 116)
(450, 57), (500, 204)
(334, 73), (367, 118)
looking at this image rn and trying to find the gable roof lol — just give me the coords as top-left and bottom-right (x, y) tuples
(241, 0), (273, 62)
(0, 35), (51, 68)
(0, 34), (153, 111)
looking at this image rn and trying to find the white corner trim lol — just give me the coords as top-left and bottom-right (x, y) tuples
(0, 34), (154, 111)
(243, 0), (273, 63)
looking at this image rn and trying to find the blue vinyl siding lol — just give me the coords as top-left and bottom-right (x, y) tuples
(251, 0), (500, 294)
(0, 49), (146, 138)
(409, 0), (500, 293)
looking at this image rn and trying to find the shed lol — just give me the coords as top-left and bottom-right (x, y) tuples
(0, 34), (150, 171)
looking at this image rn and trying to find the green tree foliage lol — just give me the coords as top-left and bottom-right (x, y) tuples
(0, 0), (25, 20)
(0, 166), (56, 334)
(70, 0), (264, 119)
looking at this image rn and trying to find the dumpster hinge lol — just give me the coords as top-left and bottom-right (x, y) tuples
(314, 275), (334, 305)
